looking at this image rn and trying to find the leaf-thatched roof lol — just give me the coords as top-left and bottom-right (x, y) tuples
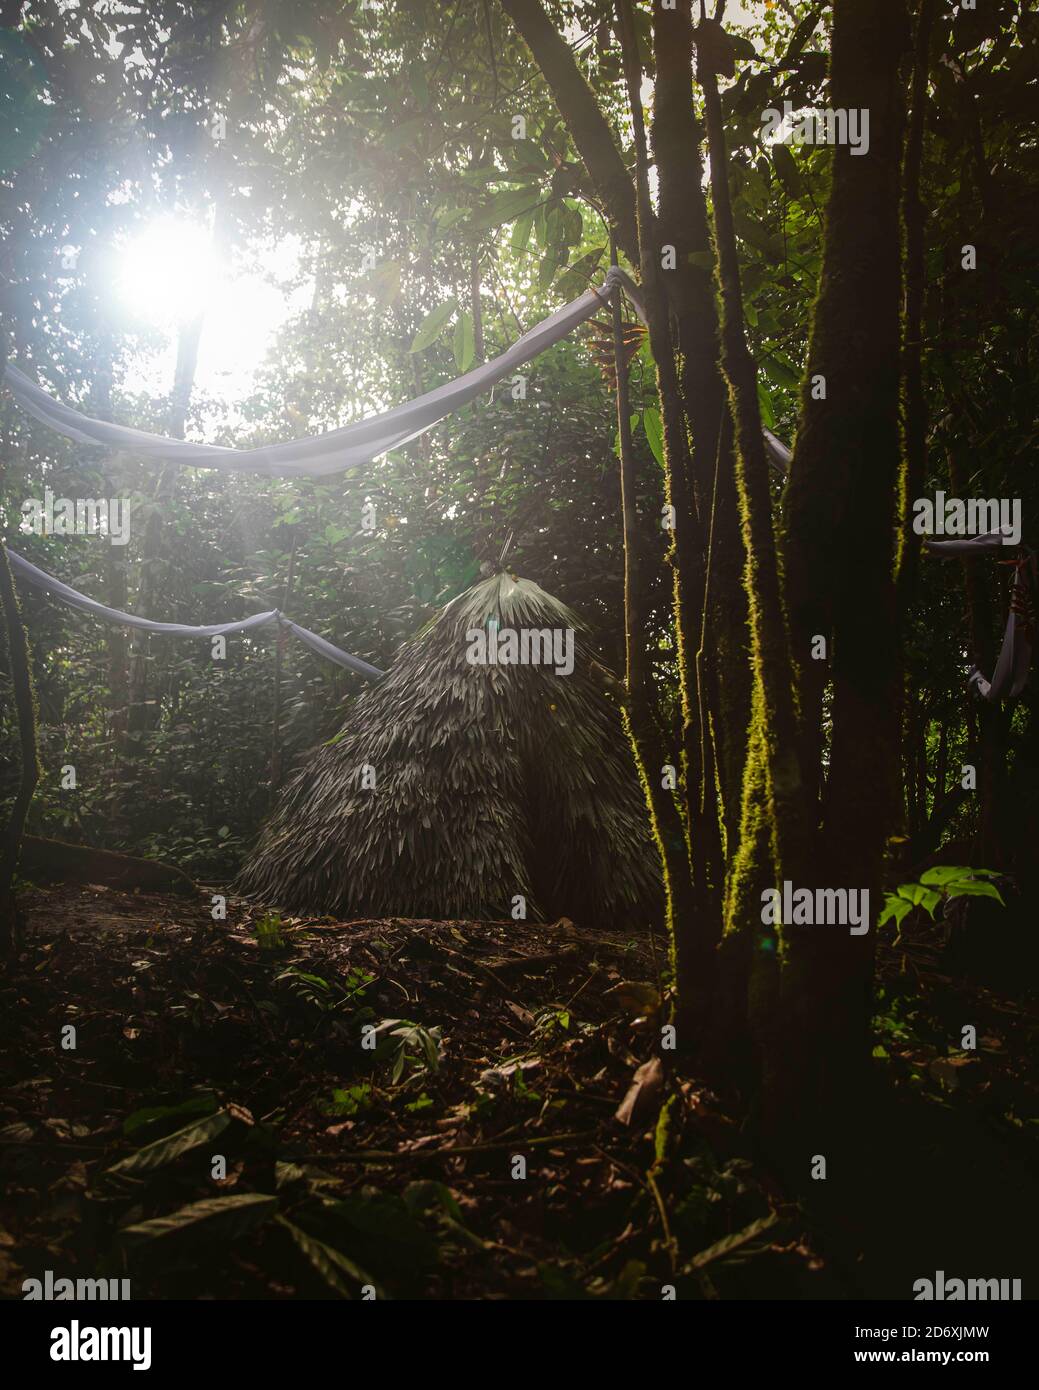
(237, 573), (661, 926)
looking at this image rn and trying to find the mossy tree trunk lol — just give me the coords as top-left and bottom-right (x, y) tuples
(773, 0), (909, 1148)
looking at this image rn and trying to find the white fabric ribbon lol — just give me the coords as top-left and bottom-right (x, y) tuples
(4, 269), (644, 478)
(6, 547), (384, 679)
(925, 533), (1034, 701)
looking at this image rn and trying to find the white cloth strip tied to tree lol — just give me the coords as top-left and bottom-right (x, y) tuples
(3, 269), (647, 478)
(925, 532), (1036, 701)
(5, 548), (384, 680)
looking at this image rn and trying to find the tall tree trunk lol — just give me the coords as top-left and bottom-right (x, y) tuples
(650, 0), (749, 856)
(896, 0), (938, 610)
(615, 0), (723, 1033)
(697, 21), (811, 886)
(774, 0), (909, 1147)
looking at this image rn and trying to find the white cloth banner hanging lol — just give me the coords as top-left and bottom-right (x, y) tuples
(5, 547), (384, 680)
(925, 532), (1035, 702)
(4, 270), (646, 479)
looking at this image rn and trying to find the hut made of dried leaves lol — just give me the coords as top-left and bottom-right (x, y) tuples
(237, 573), (661, 926)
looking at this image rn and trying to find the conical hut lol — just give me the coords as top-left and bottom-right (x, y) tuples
(237, 573), (661, 926)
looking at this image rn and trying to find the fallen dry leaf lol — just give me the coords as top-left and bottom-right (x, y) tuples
(615, 1056), (664, 1127)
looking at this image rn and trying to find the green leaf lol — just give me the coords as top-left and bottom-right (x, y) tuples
(896, 882), (931, 906)
(453, 312), (475, 372)
(122, 1094), (218, 1139)
(532, 202), (548, 249)
(327, 1193), (439, 1271)
(756, 379), (776, 429)
(276, 1215), (378, 1298)
(919, 889), (942, 919)
(641, 407), (665, 469)
(763, 353), (800, 388)
(469, 186), (541, 232)
(878, 896), (914, 928)
(945, 881), (1005, 905)
(733, 209), (786, 262)
(409, 298), (458, 353)
(770, 141), (805, 202)
(435, 207), (469, 235)
(554, 245), (606, 299)
(919, 865), (976, 885)
(108, 1110), (232, 1177)
(538, 247), (560, 289)
(119, 1193), (277, 1248)
(685, 1213), (782, 1270)
(510, 209), (534, 253)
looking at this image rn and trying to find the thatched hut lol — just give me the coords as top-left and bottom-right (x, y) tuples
(237, 573), (660, 926)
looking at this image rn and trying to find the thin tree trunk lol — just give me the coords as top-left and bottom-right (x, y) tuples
(270, 535), (297, 794)
(615, 0), (721, 1030)
(896, 0), (938, 610)
(0, 542), (40, 952)
(650, 0), (749, 857)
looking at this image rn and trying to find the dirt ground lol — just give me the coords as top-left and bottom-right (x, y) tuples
(1, 882), (1036, 1300)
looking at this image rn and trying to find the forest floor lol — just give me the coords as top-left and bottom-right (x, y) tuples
(1, 882), (1037, 1301)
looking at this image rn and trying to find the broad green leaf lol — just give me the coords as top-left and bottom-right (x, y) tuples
(453, 312), (475, 372)
(896, 882), (931, 906)
(771, 141), (806, 202)
(878, 896), (914, 928)
(763, 353), (800, 388)
(510, 209), (534, 253)
(276, 1215), (379, 1298)
(409, 298), (458, 353)
(118, 1193), (277, 1248)
(108, 1110), (232, 1176)
(122, 1094), (218, 1139)
(469, 186), (540, 232)
(945, 881), (1005, 905)
(538, 247), (561, 289)
(554, 245), (605, 299)
(919, 865), (976, 885)
(757, 379), (776, 429)
(733, 209), (785, 261)
(435, 207), (469, 235)
(327, 1193), (438, 1269)
(642, 407), (665, 469)
(919, 889), (943, 919)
